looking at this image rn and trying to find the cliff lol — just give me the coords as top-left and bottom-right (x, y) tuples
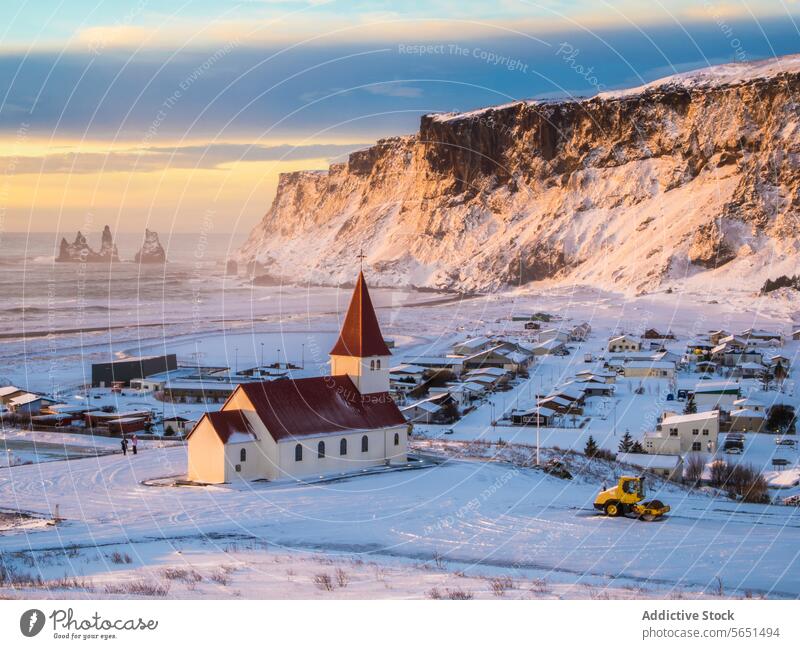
(238, 55), (800, 294)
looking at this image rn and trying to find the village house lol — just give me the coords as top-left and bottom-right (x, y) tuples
(622, 360), (676, 379)
(792, 329), (800, 341)
(452, 337), (492, 356)
(463, 367), (508, 389)
(692, 380), (741, 412)
(709, 330), (730, 346)
(538, 328), (570, 343)
(695, 360), (717, 375)
(733, 362), (766, 379)
(404, 356), (464, 376)
(646, 410), (720, 454)
(461, 344), (532, 373)
(575, 369), (617, 384)
(642, 328), (675, 340)
(186, 272), (408, 484)
(570, 322), (592, 341)
(741, 328), (783, 346)
(8, 393), (60, 416)
(401, 392), (458, 424)
(510, 405), (557, 427)
(728, 408), (766, 433)
(576, 381), (615, 398)
(607, 335), (642, 353)
(710, 342), (763, 367)
(163, 416), (196, 436)
(389, 364), (427, 398)
(0, 386), (26, 405)
(527, 338), (568, 356)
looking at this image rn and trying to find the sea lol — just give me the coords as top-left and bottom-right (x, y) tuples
(0, 231), (246, 334)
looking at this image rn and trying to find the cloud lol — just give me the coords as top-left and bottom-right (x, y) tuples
(362, 83), (423, 97)
(0, 142), (369, 175)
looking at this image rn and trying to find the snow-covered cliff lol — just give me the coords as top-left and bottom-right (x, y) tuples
(238, 55), (800, 294)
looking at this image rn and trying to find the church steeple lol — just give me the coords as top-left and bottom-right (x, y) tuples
(330, 271), (391, 394)
(330, 271), (391, 358)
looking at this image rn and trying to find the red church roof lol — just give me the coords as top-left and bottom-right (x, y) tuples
(330, 271), (391, 357)
(238, 375), (404, 441)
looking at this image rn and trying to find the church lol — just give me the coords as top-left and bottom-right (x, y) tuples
(186, 272), (408, 484)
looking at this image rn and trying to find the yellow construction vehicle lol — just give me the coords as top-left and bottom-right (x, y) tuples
(593, 475), (670, 521)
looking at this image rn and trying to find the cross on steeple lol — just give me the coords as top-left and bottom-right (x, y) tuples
(357, 248), (366, 271)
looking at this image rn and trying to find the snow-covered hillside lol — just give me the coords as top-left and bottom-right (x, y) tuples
(238, 55), (800, 295)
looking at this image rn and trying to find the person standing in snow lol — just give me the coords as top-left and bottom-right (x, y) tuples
(131, 434), (138, 456)
(121, 436), (128, 456)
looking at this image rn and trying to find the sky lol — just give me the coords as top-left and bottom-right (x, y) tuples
(0, 0), (798, 234)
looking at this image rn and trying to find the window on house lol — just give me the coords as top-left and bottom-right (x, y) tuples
(692, 442), (701, 451)
(669, 428), (678, 436)
(692, 428), (699, 436)
(240, 448), (247, 462)
(340, 438), (347, 455)
(318, 441), (326, 459)
(376, 359), (381, 369)
(361, 435), (369, 453)
(394, 432), (400, 446)
(295, 444), (302, 461)
(702, 428), (709, 435)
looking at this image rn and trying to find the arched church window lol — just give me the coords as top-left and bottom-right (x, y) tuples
(240, 448), (247, 462)
(376, 359), (381, 370)
(370, 360), (375, 370)
(340, 438), (347, 455)
(361, 435), (369, 453)
(295, 444), (303, 461)
(394, 432), (400, 446)
(318, 441), (326, 459)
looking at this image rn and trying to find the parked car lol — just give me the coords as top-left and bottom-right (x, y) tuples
(443, 428), (454, 435)
(776, 437), (797, 447)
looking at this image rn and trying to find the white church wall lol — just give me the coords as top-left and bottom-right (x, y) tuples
(330, 354), (391, 395)
(274, 427), (404, 479)
(187, 419), (225, 483)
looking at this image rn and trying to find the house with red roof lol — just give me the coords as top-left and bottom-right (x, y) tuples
(186, 272), (408, 484)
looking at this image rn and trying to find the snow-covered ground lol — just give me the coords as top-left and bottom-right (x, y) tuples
(1, 445), (798, 599)
(1, 281), (800, 598)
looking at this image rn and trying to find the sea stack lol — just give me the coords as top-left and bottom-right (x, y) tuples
(98, 225), (120, 262)
(135, 229), (167, 264)
(56, 226), (120, 262)
(56, 231), (97, 262)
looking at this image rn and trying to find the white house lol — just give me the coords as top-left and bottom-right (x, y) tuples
(646, 410), (720, 454)
(186, 272), (408, 484)
(622, 360), (676, 379)
(608, 335), (642, 353)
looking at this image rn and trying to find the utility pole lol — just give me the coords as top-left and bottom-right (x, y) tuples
(260, 342), (264, 368)
(234, 347), (238, 374)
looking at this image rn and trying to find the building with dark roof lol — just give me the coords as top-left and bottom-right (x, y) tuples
(186, 272), (408, 483)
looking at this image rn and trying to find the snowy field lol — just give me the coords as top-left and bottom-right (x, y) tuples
(1, 279), (800, 598)
(1, 445), (798, 599)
